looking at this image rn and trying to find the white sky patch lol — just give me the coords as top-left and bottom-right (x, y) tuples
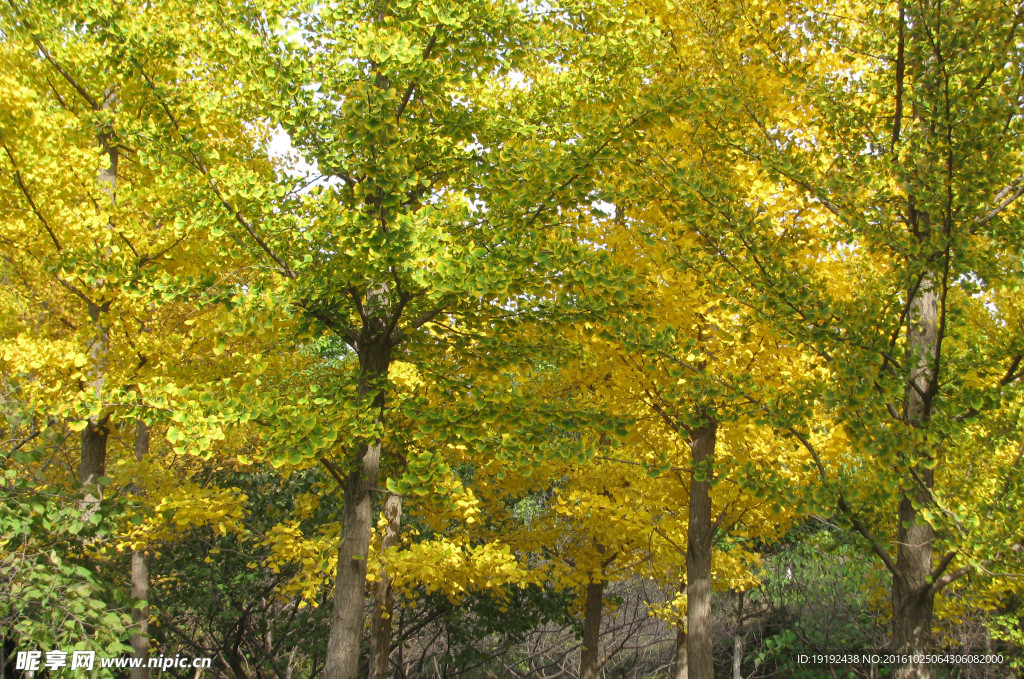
(499, 69), (531, 91)
(592, 200), (616, 218)
(266, 126), (343, 194)
(268, 126), (319, 179)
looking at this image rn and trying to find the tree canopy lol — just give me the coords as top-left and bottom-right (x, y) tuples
(2, 1), (1023, 678)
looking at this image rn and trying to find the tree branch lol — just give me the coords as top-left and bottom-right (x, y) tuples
(891, 1), (906, 147)
(975, 173), (1024, 228)
(1, 138), (62, 251)
(394, 32), (438, 123)
(137, 68), (296, 278)
(320, 457), (347, 488)
(838, 496), (899, 576)
(27, 32), (100, 110)
(391, 305), (445, 344)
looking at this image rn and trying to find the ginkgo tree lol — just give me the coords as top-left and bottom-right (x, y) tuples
(0, 0), (287, 670)
(560, 192), (823, 679)
(628, 0), (1024, 676)
(38, 1), (659, 677)
(7, 0), (1024, 675)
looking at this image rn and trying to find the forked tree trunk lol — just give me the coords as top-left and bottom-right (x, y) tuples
(893, 268), (939, 679)
(579, 579), (605, 679)
(687, 421), (716, 679)
(325, 283), (394, 679)
(369, 491), (402, 679)
(131, 419), (150, 679)
(80, 89), (118, 517)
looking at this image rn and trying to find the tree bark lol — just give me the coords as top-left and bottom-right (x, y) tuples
(131, 419), (150, 679)
(325, 282), (394, 679)
(732, 591), (743, 679)
(579, 579), (605, 679)
(687, 421), (717, 679)
(369, 491), (402, 679)
(80, 89), (117, 517)
(674, 623), (689, 679)
(324, 380), (387, 679)
(79, 282), (111, 518)
(893, 267), (939, 679)
(79, 406), (108, 515)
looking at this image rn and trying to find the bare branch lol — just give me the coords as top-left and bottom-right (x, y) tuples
(27, 32), (100, 110)
(391, 305), (445, 344)
(976, 173), (1024, 227)
(320, 457), (347, 488)
(395, 32), (438, 123)
(1, 138), (62, 252)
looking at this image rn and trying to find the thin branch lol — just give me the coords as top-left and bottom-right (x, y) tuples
(929, 564), (972, 594)
(27, 32), (100, 110)
(975, 173), (1024, 227)
(54, 275), (96, 308)
(1001, 353), (1024, 386)
(838, 496), (899, 576)
(891, 1), (906, 147)
(137, 68), (296, 278)
(320, 457), (346, 488)
(1, 138), (62, 251)
(929, 550), (957, 585)
(138, 232), (189, 267)
(295, 301), (359, 346)
(391, 305), (445, 344)
(394, 32), (438, 123)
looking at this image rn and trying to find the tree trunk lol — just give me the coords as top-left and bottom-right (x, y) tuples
(80, 90), (117, 517)
(732, 591), (743, 679)
(324, 398), (386, 679)
(131, 419), (150, 679)
(579, 579), (605, 679)
(80, 297), (110, 519)
(325, 282), (394, 679)
(893, 264), (939, 679)
(674, 623), (689, 679)
(79, 407), (108, 515)
(369, 491), (402, 679)
(687, 421), (716, 679)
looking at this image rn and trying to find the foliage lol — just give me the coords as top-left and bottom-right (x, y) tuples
(0, 438), (132, 665)
(2, 0), (1024, 676)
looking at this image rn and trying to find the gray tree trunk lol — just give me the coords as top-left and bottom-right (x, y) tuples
(80, 91), (117, 517)
(131, 419), (150, 679)
(324, 283), (394, 679)
(79, 400), (107, 516)
(324, 394), (386, 679)
(732, 591), (743, 679)
(893, 268), (939, 679)
(369, 491), (402, 679)
(579, 580), (605, 679)
(674, 623), (689, 679)
(687, 422), (717, 679)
